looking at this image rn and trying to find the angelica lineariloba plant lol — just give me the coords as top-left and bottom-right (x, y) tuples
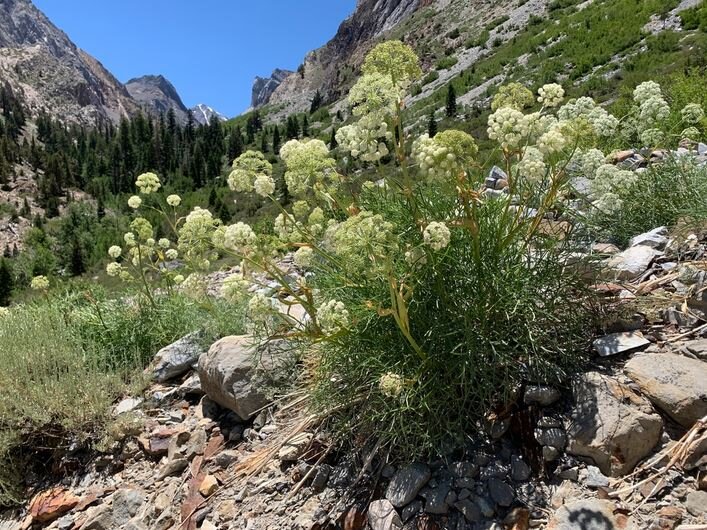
(106, 41), (705, 457)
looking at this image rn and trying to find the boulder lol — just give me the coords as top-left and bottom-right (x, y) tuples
(197, 335), (287, 420)
(605, 246), (660, 280)
(566, 372), (663, 476)
(625, 353), (707, 428)
(152, 332), (203, 382)
(385, 463), (431, 508)
(112, 489), (145, 526)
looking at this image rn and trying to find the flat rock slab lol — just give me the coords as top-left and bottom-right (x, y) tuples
(629, 226), (668, 249)
(368, 499), (402, 530)
(547, 500), (637, 530)
(152, 332), (203, 382)
(605, 246), (661, 280)
(567, 372), (663, 477)
(625, 353), (707, 428)
(593, 331), (650, 357)
(385, 463), (431, 508)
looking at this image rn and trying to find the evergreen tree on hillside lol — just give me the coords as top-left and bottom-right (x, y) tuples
(446, 85), (457, 118)
(428, 110), (438, 137)
(260, 130), (269, 153)
(286, 116), (299, 140)
(329, 128), (338, 149)
(0, 258), (13, 306)
(272, 126), (281, 154)
(302, 115), (310, 137)
(310, 90), (323, 114)
(228, 126), (243, 161)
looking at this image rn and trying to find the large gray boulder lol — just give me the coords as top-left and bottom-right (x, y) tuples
(197, 335), (286, 421)
(625, 353), (707, 428)
(566, 372), (663, 477)
(152, 332), (203, 382)
(385, 463), (431, 508)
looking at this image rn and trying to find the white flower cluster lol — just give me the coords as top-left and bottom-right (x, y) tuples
(412, 130), (477, 183)
(167, 194), (182, 207)
(336, 118), (391, 163)
(640, 128), (665, 147)
(423, 221), (451, 251)
(31, 275), (49, 290)
(639, 96), (670, 126)
(580, 149), (606, 178)
(586, 107), (619, 137)
(274, 213), (305, 243)
(0, 307), (9, 318)
(294, 246), (315, 268)
(135, 172), (161, 194)
(633, 81), (662, 104)
(516, 147), (546, 182)
(108, 245), (122, 259)
(178, 207), (220, 266)
(405, 246), (427, 267)
(223, 222), (257, 250)
(487, 107), (530, 149)
(379, 372), (404, 398)
(557, 97), (596, 121)
(681, 127), (701, 141)
(228, 151), (274, 197)
(681, 103), (704, 124)
(348, 72), (401, 118)
(128, 195), (142, 209)
(331, 211), (397, 269)
(317, 299), (350, 334)
(590, 164), (638, 212)
(537, 125), (567, 155)
(280, 139), (336, 196)
(537, 83), (565, 108)
(222, 273), (249, 303)
(106, 262), (122, 277)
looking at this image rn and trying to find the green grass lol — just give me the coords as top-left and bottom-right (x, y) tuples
(0, 288), (246, 506)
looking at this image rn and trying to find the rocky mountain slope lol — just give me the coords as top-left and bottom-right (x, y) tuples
(125, 74), (190, 124)
(0, 0), (139, 125)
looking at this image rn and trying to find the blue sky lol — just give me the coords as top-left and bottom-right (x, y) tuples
(32, 0), (356, 117)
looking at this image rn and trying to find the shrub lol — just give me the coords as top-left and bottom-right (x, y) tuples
(588, 158), (707, 246)
(436, 56), (458, 70)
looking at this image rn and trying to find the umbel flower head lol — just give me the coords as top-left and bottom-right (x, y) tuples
(516, 147), (546, 183)
(280, 139), (336, 197)
(31, 275), (49, 290)
(167, 194), (182, 207)
(317, 299), (350, 334)
(228, 151), (273, 193)
(488, 107), (530, 149)
(135, 172), (161, 194)
(379, 372), (405, 398)
(108, 245), (122, 259)
(412, 130), (477, 183)
(537, 83), (565, 108)
(423, 222), (451, 251)
(178, 207), (221, 265)
(361, 40), (422, 89)
(492, 82), (535, 111)
(681, 103), (705, 125)
(633, 81), (663, 105)
(223, 222), (257, 250)
(128, 195), (142, 209)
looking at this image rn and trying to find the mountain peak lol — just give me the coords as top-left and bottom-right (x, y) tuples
(190, 103), (227, 125)
(125, 74), (189, 122)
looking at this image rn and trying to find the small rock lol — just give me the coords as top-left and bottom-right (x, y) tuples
(277, 432), (313, 462)
(625, 353), (707, 428)
(454, 499), (481, 523)
(592, 243), (620, 255)
(401, 500), (423, 523)
(157, 457), (188, 480)
(199, 475), (219, 497)
(630, 227), (668, 250)
(212, 450), (239, 470)
(510, 456), (531, 482)
(558, 467), (579, 481)
(152, 332), (203, 382)
(489, 166), (508, 181)
(584, 465), (610, 488)
(535, 428), (566, 449)
(113, 397), (143, 416)
(385, 463), (431, 508)
(524, 386), (561, 406)
(29, 488), (80, 524)
(422, 486), (450, 515)
(606, 246), (661, 280)
(593, 331), (650, 357)
(368, 500), (403, 530)
(311, 464), (330, 492)
(488, 478), (514, 507)
(473, 495), (495, 517)
(543, 446), (560, 462)
(112, 489), (145, 526)
(686, 490), (707, 517)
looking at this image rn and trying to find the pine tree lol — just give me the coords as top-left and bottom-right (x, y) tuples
(228, 127), (243, 161)
(0, 258), (14, 306)
(446, 84), (457, 118)
(310, 90), (323, 114)
(428, 110), (438, 137)
(69, 237), (86, 276)
(260, 130), (269, 153)
(329, 128), (338, 150)
(302, 115), (310, 137)
(272, 126), (281, 154)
